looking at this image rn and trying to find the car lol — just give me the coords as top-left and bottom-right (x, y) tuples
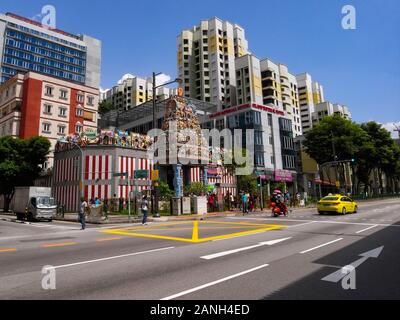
(317, 194), (358, 215)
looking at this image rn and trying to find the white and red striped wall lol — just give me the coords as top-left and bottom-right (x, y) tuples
(53, 146), (237, 211)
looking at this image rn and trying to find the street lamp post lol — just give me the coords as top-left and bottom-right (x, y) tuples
(151, 72), (182, 218)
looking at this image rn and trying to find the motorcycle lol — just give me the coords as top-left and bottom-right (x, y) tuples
(270, 201), (289, 217)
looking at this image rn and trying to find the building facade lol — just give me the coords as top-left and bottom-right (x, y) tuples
(296, 73), (325, 133)
(260, 59), (302, 137)
(312, 102), (352, 124)
(0, 71), (99, 168)
(100, 74), (175, 111)
(0, 12), (101, 88)
(177, 17), (249, 110)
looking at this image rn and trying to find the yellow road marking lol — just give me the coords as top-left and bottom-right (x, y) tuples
(96, 237), (123, 242)
(99, 221), (286, 243)
(42, 242), (78, 248)
(0, 248), (17, 253)
(192, 221), (199, 241)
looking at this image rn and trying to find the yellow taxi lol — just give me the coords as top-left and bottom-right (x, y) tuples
(317, 194), (358, 215)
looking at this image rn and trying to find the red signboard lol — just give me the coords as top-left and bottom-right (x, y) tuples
(274, 169), (293, 182)
(209, 103), (285, 119)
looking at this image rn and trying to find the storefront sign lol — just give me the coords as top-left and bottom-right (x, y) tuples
(275, 169), (293, 182)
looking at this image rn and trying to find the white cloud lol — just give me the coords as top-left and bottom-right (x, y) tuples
(117, 73), (135, 85)
(381, 122), (400, 138)
(155, 73), (172, 86)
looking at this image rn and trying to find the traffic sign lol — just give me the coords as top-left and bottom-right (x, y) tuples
(151, 170), (159, 181)
(113, 172), (128, 177)
(134, 170), (149, 179)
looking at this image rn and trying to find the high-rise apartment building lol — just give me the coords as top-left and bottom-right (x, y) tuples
(260, 59), (302, 137)
(100, 74), (175, 110)
(312, 102), (351, 124)
(296, 73), (324, 133)
(0, 13), (101, 88)
(177, 17), (249, 110)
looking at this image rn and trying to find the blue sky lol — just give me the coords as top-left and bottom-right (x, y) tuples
(2, 0), (399, 124)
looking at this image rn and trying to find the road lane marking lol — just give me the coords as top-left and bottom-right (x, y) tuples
(161, 264), (269, 300)
(44, 246), (175, 270)
(192, 221), (199, 242)
(41, 242), (78, 248)
(288, 221), (317, 228)
(228, 217), (400, 228)
(356, 225), (379, 234)
(201, 238), (292, 260)
(96, 237), (123, 242)
(300, 238), (343, 254)
(0, 248), (17, 253)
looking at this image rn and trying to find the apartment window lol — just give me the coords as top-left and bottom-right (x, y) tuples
(77, 93), (84, 103)
(216, 119), (225, 131)
(59, 89), (68, 100)
(45, 86), (53, 96)
(42, 123), (51, 133)
(75, 124), (82, 133)
(202, 30), (207, 36)
(57, 125), (66, 135)
(59, 107), (67, 117)
(183, 39), (189, 44)
(43, 104), (52, 115)
(87, 96), (94, 106)
(76, 108), (83, 117)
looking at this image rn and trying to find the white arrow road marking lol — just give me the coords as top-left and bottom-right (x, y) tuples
(200, 237), (292, 260)
(161, 264), (269, 300)
(322, 246), (384, 283)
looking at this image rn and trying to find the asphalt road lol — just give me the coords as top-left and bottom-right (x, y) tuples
(0, 198), (399, 300)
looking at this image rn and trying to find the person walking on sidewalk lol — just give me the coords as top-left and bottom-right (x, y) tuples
(79, 197), (88, 230)
(141, 195), (149, 226)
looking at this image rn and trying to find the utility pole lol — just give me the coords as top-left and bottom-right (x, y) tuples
(331, 130), (339, 193)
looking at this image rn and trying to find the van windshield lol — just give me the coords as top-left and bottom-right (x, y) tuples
(37, 197), (56, 206)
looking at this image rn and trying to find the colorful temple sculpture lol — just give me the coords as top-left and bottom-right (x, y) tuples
(52, 96), (236, 212)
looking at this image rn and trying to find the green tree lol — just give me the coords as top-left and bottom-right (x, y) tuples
(303, 115), (373, 194)
(237, 174), (258, 195)
(185, 182), (207, 196)
(98, 100), (115, 115)
(361, 122), (400, 193)
(155, 181), (175, 200)
(0, 136), (51, 212)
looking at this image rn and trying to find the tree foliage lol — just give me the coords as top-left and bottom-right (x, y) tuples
(98, 100), (115, 115)
(303, 115), (400, 194)
(0, 136), (51, 211)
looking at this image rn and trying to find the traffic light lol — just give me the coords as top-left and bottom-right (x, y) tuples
(257, 177), (261, 187)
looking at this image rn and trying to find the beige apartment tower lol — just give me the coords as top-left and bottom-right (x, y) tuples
(177, 17), (249, 110)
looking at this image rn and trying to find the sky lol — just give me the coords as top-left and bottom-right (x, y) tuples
(1, 0), (399, 125)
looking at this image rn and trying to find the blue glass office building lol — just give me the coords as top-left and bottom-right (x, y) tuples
(0, 13), (101, 88)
